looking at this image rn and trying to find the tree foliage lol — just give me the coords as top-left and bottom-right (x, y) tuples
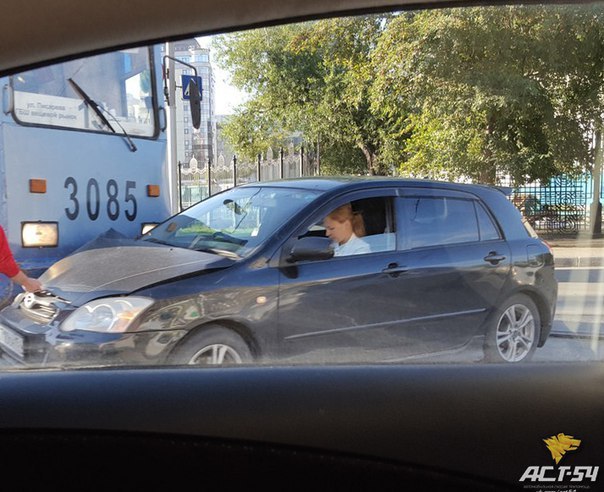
(214, 5), (604, 184)
(213, 17), (391, 174)
(373, 6), (604, 184)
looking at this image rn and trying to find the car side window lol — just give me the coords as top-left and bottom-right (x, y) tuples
(400, 197), (480, 248)
(476, 202), (501, 241)
(351, 197), (396, 254)
(301, 196), (396, 255)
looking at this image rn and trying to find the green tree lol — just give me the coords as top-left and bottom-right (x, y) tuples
(220, 102), (292, 161)
(372, 6), (604, 184)
(214, 5), (604, 184)
(213, 17), (391, 174)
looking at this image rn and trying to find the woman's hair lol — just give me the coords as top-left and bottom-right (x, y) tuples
(326, 203), (366, 237)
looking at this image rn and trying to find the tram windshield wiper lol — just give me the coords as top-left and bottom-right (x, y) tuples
(68, 77), (137, 152)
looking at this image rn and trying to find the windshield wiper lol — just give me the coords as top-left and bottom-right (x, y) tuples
(194, 247), (240, 260)
(68, 77), (137, 152)
(143, 237), (239, 259)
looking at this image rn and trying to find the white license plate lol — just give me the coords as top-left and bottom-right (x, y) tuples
(0, 324), (24, 358)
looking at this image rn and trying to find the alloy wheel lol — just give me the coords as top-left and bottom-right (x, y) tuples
(188, 344), (243, 365)
(496, 304), (536, 362)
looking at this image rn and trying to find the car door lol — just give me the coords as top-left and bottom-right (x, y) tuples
(275, 187), (512, 362)
(381, 189), (512, 357)
(275, 189), (409, 362)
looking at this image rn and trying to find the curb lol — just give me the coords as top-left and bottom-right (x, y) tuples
(554, 257), (604, 267)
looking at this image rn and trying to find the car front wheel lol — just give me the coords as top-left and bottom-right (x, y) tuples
(484, 294), (541, 363)
(170, 325), (253, 366)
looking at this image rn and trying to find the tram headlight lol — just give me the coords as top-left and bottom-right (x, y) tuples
(21, 222), (58, 247)
(61, 297), (153, 333)
(141, 223), (159, 235)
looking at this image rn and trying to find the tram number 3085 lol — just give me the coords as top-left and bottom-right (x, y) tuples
(64, 177), (138, 221)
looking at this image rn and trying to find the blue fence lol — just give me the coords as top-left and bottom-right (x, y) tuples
(512, 173), (602, 234)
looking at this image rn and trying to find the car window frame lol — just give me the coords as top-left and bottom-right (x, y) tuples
(276, 187), (399, 265)
(474, 200), (504, 242)
(396, 187), (492, 251)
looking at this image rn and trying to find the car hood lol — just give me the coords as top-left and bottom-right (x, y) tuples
(40, 244), (235, 305)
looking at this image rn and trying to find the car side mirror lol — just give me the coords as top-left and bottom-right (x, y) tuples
(287, 236), (334, 263)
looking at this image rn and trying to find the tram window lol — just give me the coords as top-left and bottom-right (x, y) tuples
(10, 47), (157, 137)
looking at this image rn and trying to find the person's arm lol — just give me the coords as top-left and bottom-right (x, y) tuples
(10, 270), (42, 293)
(0, 227), (42, 292)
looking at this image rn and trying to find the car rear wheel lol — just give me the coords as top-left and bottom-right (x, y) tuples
(484, 294), (541, 363)
(170, 325), (253, 366)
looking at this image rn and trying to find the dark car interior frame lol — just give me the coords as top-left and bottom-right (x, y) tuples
(0, 0), (601, 489)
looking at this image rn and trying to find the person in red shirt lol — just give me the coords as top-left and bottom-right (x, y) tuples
(0, 227), (42, 293)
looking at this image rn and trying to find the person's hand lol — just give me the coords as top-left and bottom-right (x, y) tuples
(22, 277), (43, 293)
(11, 271), (43, 292)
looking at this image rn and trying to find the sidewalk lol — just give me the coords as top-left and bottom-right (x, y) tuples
(543, 234), (604, 267)
(540, 234), (604, 339)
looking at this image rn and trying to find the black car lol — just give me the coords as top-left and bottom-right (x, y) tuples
(0, 178), (557, 367)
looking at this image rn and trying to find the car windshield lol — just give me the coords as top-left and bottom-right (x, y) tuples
(141, 186), (322, 257)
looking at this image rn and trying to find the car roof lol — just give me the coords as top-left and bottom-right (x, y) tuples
(237, 177), (526, 240)
(0, 0), (454, 76)
(239, 176), (504, 197)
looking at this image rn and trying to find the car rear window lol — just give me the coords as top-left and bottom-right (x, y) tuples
(522, 217), (539, 238)
(476, 202), (501, 241)
(401, 197), (481, 248)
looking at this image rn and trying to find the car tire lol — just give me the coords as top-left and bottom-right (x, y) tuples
(484, 294), (541, 363)
(169, 325), (253, 366)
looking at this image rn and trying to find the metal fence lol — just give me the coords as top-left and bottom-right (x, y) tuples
(179, 145), (319, 209)
(512, 173), (603, 234)
(181, 152), (603, 234)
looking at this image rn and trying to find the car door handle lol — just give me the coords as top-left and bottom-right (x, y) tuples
(483, 252), (506, 265)
(382, 263), (408, 275)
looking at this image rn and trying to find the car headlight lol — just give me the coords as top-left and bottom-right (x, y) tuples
(61, 297), (153, 333)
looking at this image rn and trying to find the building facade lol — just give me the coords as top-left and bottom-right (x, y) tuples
(162, 39), (216, 172)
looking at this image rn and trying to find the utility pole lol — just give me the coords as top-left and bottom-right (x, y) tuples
(164, 42), (179, 214)
(591, 126), (603, 237)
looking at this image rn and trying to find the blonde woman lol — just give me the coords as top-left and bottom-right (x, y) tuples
(324, 204), (370, 256)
